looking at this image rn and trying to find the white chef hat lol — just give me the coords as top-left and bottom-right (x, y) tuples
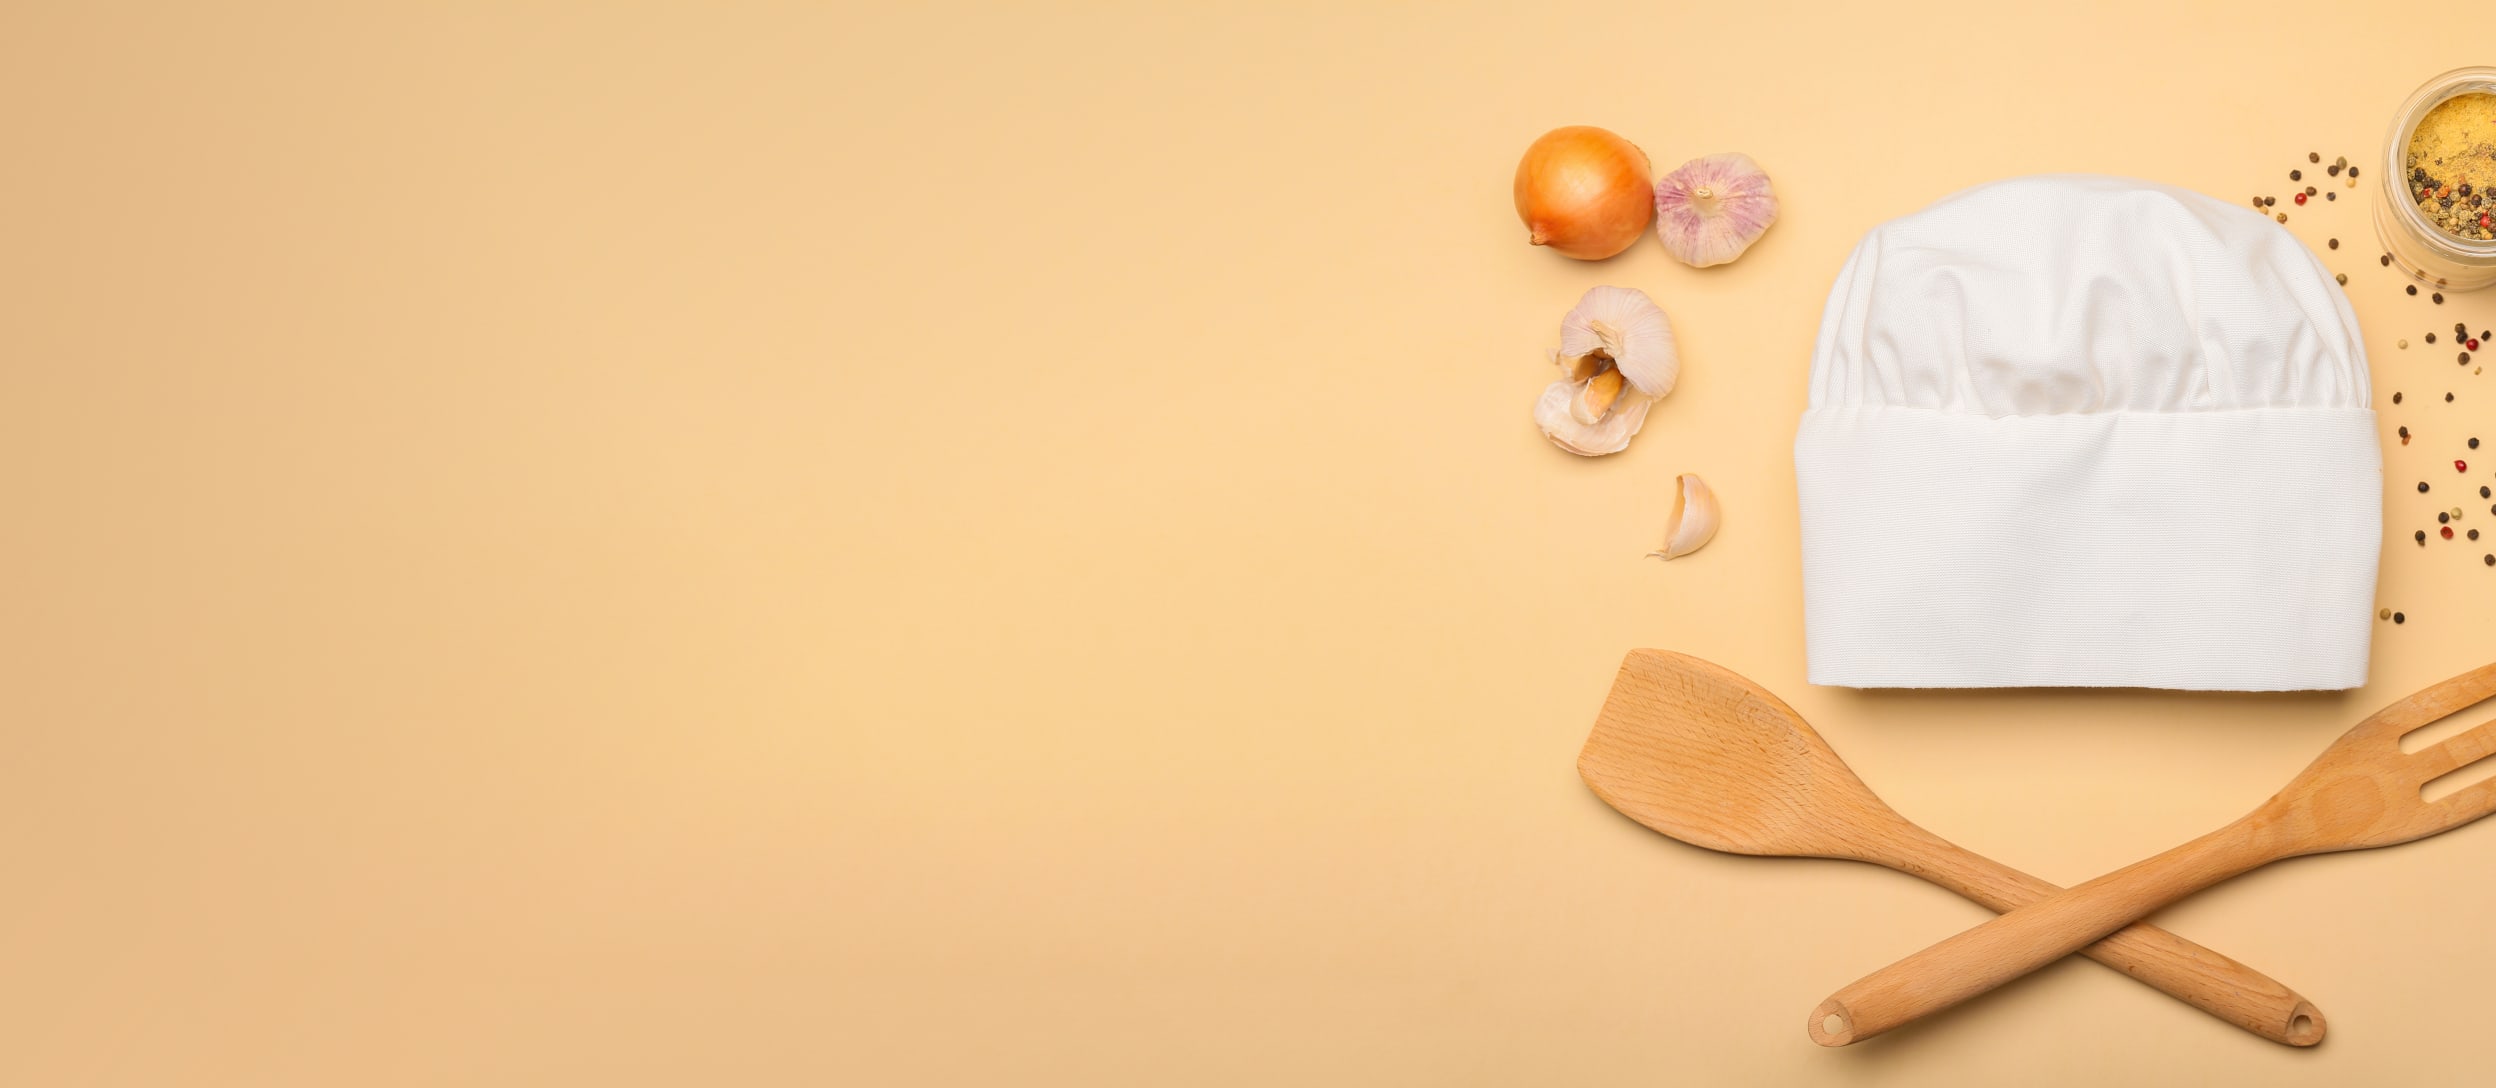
(1795, 175), (2381, 690)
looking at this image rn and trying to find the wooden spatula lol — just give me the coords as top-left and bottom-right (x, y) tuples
(1578, 649), (2323, 1047)
(1810, 659), (2496, 1047)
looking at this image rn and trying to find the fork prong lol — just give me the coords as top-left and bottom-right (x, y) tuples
(2413, 716), (2496, 779)
(2433, 771), (2496, 817)
(2361, 661), (2496, 741)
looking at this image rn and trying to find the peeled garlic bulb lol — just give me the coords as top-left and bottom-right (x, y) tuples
(1648, 473), (1719, 560)
(1653, 153), (1779, 268)
(1557, 285), (1676, 396)
(1535, 285), (1677, 456)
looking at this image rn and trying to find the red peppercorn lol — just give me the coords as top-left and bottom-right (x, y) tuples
(2445, 526), (2457, 539)
(2472, 339), (2483, 351)
(2294, 193), (2308, 205)
(2461, 460), (2472, 472)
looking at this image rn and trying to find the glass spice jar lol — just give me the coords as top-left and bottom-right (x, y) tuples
(2379, 67), (2496, 292)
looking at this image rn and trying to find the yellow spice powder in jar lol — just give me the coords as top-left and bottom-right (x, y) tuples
(2407, 92), (2496, 240)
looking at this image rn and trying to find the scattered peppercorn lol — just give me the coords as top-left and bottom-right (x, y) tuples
(2385, 254), (2396, 266)
(2411, 285), (2421, 295)
(2396, 612), (2407, 623)
(2265, 196), (2277, 207)
(2292, 168), (2304, 179)
(2463, 353), (2473, 365)
(2382, 607), (2394, 619)
(2486, 554), (2494, 566)
(2277, 213), (2287, 222)
(2306, 186), (2318, 197)
(2309, 153), (2321, 163)
(2395, 392), (2405, 403)
(2437, 293), (2447, 303)
(2402, 339), (2412, 348)
(2429, 333), (2438, 343)
(2327, 191), (2337, 201)
(2337, 273), (2348, 285)
(2329, 238), (2341, 249)
(2402, 425), (2412, 436)
(2472, 529), (2481, 540)
(2444, 526), (2456, 539)
(2484, 486), (2493, 499)
(2461, 460), (2472, 472)
(2418, 530), (2429, 544)
(2472, 339), (2482, 351)
(2295, 193), (2308, 205)
(2474, 437), (2483, 448)
(2351, 167), (2361, 178)
(2450, 392), (2459, 402)
(2422, 481), (2433, 492)
(2441, 512), (2452, 523)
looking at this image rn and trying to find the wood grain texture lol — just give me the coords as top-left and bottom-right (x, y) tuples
(1578, 650), (2323, 1047)
(1811, 659), (2496, 1047)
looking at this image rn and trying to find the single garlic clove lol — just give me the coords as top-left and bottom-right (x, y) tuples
(1554, 349), (1606, 383)
(1535, 379), (1653, 456)
(1653, 153), (1779, 268)
(1570, 368), (1625, 425)
(1648, 473), (1719, 559)
(1559, 285), (1678, 397)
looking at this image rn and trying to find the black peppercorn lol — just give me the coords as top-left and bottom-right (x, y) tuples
(2437, 293), (2448, 303)
(2396, 612), (2407, 623)
(2401, 425), (2412, 437)
(2422, 481), (2433, 492)
(2472, 529), (2480, 540)
(2429, 334), (2438, 343)
(2291, 169), (2303, 180)
(2351, 167), (2361, 177)
(2486, 554), (2494, 566)
(2441, 512), (2451, 524)
(2309, 186), (2320, 197)
(2462, 352), (2472, 365)
(2450, 393), (2459, 402)
(2473, 437), (2482, 448)
(2331, 163), (2344, 176)
(2330, 238), (2341, 249)
(2411, 285), (2421, 295)
(2483, 486), (2492, 499)
(2327, 192), (2337, 201)
(2385, 254), (2395, 266)
(2395, 392), (2405, 404)
(2419, 530), (2430, 544)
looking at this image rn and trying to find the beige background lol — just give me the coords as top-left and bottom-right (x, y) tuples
(5, 1), (2495, 1084)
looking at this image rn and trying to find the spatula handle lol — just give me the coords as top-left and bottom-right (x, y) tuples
(1868, 822), (2320, 1046)
(1820, 819), (2284, 1046)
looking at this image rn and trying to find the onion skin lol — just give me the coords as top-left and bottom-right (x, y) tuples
(1513, 126), (1654, 260)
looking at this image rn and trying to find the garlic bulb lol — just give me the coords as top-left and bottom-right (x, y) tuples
(1535, 285), (1678, 456)
(1648, 473), (1719, 560)
(1653, 153), (1779, 267)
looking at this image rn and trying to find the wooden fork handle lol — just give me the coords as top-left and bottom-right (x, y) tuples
(1863, 822), (2319, 1047)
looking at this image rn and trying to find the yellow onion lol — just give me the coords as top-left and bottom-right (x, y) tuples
(1512, 126), (1654, 260)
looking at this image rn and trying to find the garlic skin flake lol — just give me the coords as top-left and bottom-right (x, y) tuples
(1535, 379), (1653, 456)
(1648, 473), (1719, 560)
(1653, 153), (1779, 268)
(1536, 285), (1678, 456)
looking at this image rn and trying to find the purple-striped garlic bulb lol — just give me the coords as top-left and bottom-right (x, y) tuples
(1653, 153), (1778, 268)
